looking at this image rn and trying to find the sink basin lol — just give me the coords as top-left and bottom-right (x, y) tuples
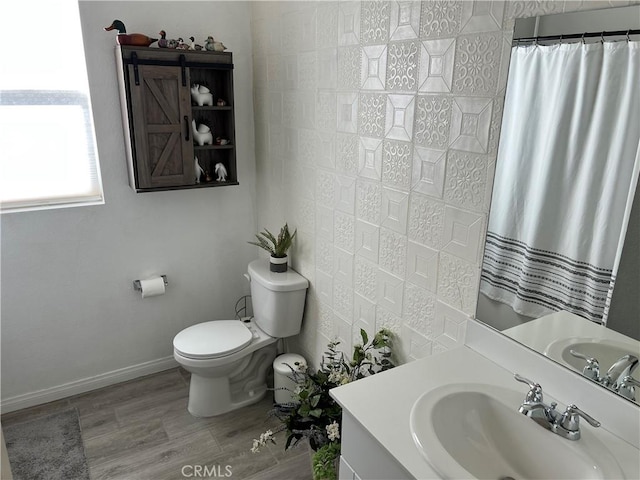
(410, 383), (624, 479)
(545, 337), (640, 374)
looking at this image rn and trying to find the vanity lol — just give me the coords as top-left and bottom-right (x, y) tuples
(331, 321), (640, 480)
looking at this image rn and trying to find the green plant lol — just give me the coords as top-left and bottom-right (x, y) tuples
(312, 442), (341, 480)
(248, 223), (297, 258)
(251, 329), (395, 479)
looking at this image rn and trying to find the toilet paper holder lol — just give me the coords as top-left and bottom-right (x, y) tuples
(133, 275), (168, 292)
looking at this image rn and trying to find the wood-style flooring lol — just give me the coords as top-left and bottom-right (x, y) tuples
(1, 368), (312, 480)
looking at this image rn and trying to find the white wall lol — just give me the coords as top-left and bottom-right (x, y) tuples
(1, 1), (257, 406)
(250, 0), (613, 366)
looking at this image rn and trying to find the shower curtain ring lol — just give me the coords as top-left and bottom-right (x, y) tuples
(581, 33), (586, 44)
(559, 34), (563, 44)
(627, 30), (631, 42)
(600, 31), (605, 44)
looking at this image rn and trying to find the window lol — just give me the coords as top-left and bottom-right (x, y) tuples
(0, 0), (103, 213)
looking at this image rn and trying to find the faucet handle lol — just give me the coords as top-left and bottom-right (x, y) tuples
(514, 373), (544, 403)
(618, 375), (640, 401)
(569, 350), (601, 381)
(559, 404), (601, 432)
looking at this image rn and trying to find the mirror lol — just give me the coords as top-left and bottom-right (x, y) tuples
(475, 6), (640, 404)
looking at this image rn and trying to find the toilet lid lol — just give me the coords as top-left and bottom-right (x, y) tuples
(173, 320), (253, 359)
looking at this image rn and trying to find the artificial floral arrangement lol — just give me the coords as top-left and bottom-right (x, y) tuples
(251, 329), (395, 480)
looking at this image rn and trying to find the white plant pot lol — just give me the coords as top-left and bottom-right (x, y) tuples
(270, 256), (288, 273)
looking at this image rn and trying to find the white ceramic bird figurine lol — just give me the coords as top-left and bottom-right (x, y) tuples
(194, 157), (205, 183)
(215, 162), (228, 182)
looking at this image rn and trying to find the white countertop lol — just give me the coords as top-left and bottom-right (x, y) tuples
(330, 344), (640, 479)
(503, 310), (640, 355)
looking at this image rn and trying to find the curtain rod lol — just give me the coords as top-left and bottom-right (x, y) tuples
(514, 29), (640, 45)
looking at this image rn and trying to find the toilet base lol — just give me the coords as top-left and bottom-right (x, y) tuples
(186, 343), (278, 417)
(187, 376), (269, 417)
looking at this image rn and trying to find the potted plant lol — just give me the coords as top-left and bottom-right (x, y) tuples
(251, 329), (395, 480)
(248, 223), (297, 272)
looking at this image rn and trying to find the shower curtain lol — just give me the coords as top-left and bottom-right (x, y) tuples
(481, 40), (640, 324)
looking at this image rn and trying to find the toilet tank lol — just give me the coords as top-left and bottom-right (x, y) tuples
(248, 260), (309, 338)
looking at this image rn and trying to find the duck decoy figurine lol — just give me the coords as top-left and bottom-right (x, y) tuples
(104, 20), (157, 47)
(189, 37), (204, 51)
(158, 30), (168, 48)
(176, 38), (191, 50)
(204, 36), (227, 52)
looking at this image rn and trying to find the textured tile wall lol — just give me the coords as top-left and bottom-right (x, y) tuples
(250, 0), (632, 365)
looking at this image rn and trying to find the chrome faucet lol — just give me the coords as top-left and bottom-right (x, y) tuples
(569, 350), (639, 395)
(603, 354), (639, 389)
(515, 374), (600, 440)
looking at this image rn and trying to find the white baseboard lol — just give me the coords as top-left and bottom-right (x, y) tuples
(1, 356), (179, 414)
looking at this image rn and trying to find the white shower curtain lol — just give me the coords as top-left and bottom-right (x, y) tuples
(481, 40), (640, 324)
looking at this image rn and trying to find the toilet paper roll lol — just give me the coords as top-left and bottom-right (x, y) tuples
(139, 277), (166, 298)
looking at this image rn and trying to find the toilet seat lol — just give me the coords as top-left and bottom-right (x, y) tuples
(173, 320), (253, 360)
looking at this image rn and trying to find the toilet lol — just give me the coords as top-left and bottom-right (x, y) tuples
(173, 260), (309, 417)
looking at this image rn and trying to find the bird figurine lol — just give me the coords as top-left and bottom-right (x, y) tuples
(189, 36), (204, 51)
(167, 38), (178, 49)
(194, 157), (205, 184)
(215, 163), (228, 182)
(176, 38), (190, 50)
(204, 36), (227, 52)
(104, 20), (157, 47)
(158, 30), (168, 48)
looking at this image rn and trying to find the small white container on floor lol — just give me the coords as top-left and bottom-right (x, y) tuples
(273, 353), (306, 404)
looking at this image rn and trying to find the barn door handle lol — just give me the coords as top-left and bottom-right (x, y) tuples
(132, 52), (140, 85)
(179, 55), (187, 86)
(184, 116), (190, 141)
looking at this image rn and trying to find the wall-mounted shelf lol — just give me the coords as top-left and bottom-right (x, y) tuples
(115, 46), (237, 192)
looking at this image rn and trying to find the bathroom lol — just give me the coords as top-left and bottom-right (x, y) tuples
(1, 0), (639, 479)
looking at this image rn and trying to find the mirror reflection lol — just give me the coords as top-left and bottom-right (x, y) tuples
(475, 6), (640, 404)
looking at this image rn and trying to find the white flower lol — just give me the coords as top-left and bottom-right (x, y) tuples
(251, 429), (275, 453)
(339, 373), (351, 385)
(295, 360), (308, 372)
(328, 370), (341, 383)
(326, 421), (340, 441)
